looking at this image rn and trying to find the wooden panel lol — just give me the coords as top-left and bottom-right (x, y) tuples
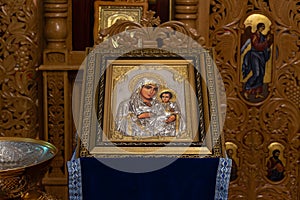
(0, 0), (42, 139)
(208, 0), (300, 199)
(41, 70), (77, 199)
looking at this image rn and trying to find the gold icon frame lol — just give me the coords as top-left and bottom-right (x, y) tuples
(93, 1), (148, 42)
(77, 48), (225, 158)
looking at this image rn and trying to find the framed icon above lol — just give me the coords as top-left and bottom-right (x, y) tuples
(93, 1), (148, 43)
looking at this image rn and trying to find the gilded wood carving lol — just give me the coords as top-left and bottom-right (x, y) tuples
(6, 0), (297, 199)
(46, 72), (66, 177)
(209, 0), (300, 199)
(93, 0), (148, 42)
(0, 0), (41, 138)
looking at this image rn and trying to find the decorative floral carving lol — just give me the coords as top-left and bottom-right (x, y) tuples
(210, 0), (247, 30)
(269, 0), (300, 28)
(46, 52), (66, 64)
(209, 0), (300, 199)
(223, 98), (248, 135)
(0, 0), (40, 138)
(47, 72), (65, 177)
(276, 66), (300, 109)
(243, 130), (264, 149)
(141, 10), (161, 27)
(275, 34), (299, 65)
(261, 100), (299, 135)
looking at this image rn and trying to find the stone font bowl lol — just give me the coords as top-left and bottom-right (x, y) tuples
(0, 137), (58, 199)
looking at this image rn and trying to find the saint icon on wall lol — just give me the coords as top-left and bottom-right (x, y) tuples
(226, 148), (238, 181)
(266, 143), (286, 182)
(267, 149), (285, 181)
(240, 14), (273, 102)
(225, 142), (238, 182)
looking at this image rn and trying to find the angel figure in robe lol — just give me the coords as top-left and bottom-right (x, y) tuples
(241, 22), (273, 100)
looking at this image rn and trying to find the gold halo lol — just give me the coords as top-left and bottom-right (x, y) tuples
(158, 88), (177, 102)
(129, 72), (166, 92)
(244, 14), (272, 34)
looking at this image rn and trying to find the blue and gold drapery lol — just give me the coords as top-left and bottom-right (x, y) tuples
(68, 157), (231, 200)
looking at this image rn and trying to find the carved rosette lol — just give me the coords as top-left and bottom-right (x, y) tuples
(0, 0), (41, 138)
(209, 0), (300, 199)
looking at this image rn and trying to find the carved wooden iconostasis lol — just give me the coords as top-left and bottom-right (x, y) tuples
(0, 0), (299, 200)
(209, 1), (300, 200)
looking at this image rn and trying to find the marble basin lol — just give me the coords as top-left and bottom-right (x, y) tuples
(0, 137), (58, 199)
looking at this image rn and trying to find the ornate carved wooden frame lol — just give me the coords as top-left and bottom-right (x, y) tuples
(76, 12), (225, 158)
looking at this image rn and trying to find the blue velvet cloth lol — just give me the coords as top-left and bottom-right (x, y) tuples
(68, 157), (231, 200)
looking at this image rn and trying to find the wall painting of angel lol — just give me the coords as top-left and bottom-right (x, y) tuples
(240, 14), (273, 102)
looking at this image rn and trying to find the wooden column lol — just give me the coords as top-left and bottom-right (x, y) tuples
(174, 0), (198, 29)
(43, 0), (69, 65)
(39, 65), (80, 200)
(41, 0), (74, 199)
(196, 0), (210, 46)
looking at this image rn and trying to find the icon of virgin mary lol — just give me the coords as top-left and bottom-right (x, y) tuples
(115, 77), (185, 137)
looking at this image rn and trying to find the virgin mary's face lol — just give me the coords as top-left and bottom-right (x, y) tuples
(140, 84), (158, 101)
